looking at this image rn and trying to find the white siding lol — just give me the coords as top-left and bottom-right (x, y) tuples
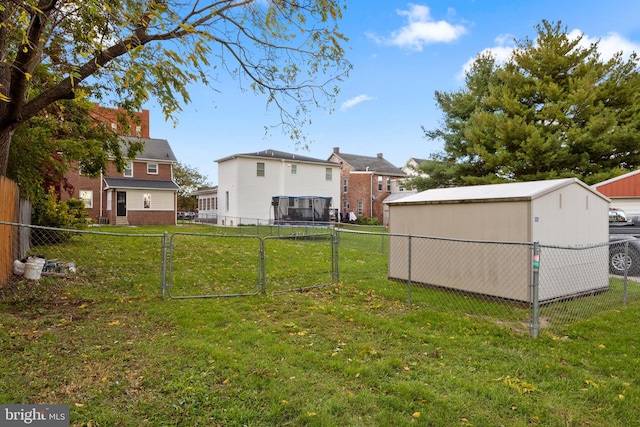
(217, 156), (340, 224)
(125, 189), (175, 211)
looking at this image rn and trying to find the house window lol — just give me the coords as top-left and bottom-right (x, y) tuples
(325, 168), (332, 181)
(357, 201), (363, 216)
(343, 179), (348, 193)
(143, 193), (151, 209)
(225, 191), (230, 211)
(343, 199), (348, 212)
(257, 162), (265, 177)
(124, 161), (133, 177)
(291, 164), (297, 174)
(147, 163), (158, 174)
(135, 125), (142, 137)
(214, 197), (218, 210)
(377, 176), (383, 191)
(206, 198), (211, 210)
(79, 190), (93, 208)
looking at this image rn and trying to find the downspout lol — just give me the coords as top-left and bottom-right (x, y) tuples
(99, 170), (103, 218)
(370, 172), (373, 218)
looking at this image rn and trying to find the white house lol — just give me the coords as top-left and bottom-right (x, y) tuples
(193, 186), (218, 223)
(215, 149), (341, 225)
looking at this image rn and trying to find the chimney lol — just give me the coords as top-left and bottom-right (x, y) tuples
(333, 147), (340, 154)
(377, 153), (383, 159)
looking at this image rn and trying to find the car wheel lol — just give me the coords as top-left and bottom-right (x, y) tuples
(610, 247), (640, 276)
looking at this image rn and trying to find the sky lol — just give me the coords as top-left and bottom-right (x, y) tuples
(143, 0), (640, 185)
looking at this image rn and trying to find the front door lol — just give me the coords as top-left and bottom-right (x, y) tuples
(116, 191), (127, 216)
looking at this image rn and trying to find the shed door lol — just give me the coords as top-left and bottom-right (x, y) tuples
(116, 191), (127, 216)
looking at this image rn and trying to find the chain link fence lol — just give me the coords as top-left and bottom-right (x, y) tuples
(2, 221), (639, 336)
(1, 222), (337, 301)
(335, 229), (640, 335)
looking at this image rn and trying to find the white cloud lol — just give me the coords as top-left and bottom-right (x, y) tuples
(457, 35), (515, 80)
(457, 29), (640, 81)
(340, 94), (374, 111)
(369, 4), (468, 51)
(569, 29), (640, 60)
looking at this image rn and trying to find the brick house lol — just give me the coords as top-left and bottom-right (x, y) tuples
(60, 106), (179, 226)
(327, 147), (407, 224)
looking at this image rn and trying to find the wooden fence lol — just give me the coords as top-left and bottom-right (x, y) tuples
(0, 176), (20, 285)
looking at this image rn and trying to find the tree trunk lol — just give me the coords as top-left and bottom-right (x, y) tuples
(0, 125), (16, 176)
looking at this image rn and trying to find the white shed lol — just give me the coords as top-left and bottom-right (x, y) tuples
(385, 178), (611, 303)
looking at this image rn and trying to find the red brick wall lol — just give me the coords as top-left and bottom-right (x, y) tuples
(91, 104), (150, 138)
(333, 160), (396, 223)
(127, 210), (176, 226)
(104, 161), (173, 181)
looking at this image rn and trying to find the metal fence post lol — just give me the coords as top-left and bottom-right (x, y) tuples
(161, 231), (168, 299)
(408, 235), (412, 309)
(333, 230), (339, 284)
(530, 241), (540, 338)
(623, 240), (629, 306)
(259, 237), (266, 294)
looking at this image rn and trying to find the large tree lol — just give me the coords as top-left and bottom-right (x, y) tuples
(0, 0), (351, 176)
(173, 161), (210, 211)
(413, 20), (640, 190)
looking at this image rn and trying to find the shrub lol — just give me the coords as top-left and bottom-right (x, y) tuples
(355, 216), (381, 226)
(31, 187), (88, 245)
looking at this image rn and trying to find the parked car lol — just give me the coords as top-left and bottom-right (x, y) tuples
(609, 234), (640, 275)
(609, 208), (633, 226)
(177, 211), (196, 220)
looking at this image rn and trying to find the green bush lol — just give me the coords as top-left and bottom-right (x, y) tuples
(31, 187), (88, 245)
(354, 216), (381, 226)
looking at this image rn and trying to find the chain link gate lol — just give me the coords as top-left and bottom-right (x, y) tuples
(164, 230), (337, 298)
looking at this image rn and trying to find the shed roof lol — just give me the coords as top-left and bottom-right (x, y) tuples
(385, 178), (610, 206)
(104, 178), (180, 191)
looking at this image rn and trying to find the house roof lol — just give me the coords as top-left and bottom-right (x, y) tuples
(385, 178), (610, 205)
(104, 178), (180, 191)
(120, 136), (177, 162)
(215, 149), (337, 166)
(330, 151), (406, 176)
(592, 169), (640, 188)
(192, 186), (218, 196)
(407, 158), (427, 165)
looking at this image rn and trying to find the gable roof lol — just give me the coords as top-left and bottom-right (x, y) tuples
(386, 178), (609, 205)
(592, 169), (640, 188)
(407, 157), (427, 165)
(330, 151), (406, 176)
(120, 136), (177, 162)
(216, 149), (337, 166)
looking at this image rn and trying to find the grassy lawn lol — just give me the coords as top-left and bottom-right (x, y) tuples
(1, 224), (639, 426)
